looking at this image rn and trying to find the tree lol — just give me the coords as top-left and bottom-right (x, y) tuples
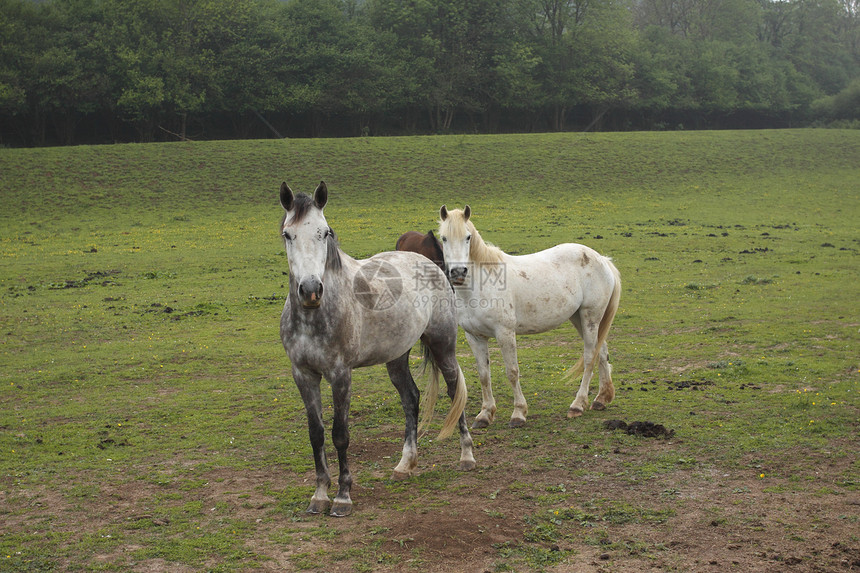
(0, 0), (858, 144)
(369, 0), (508, 132)
(0, 0), (34, 135)
(519, 0), (637, 130)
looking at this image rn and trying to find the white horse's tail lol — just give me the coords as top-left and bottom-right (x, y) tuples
(417, 343), (467, 440)
(565, 259), (622, 380)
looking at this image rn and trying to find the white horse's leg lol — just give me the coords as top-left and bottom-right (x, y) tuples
(465, 331), (496, 428)
(592, 341), (614, 410)
(568, 311), (600, 417)
(497, 329), (528, 427)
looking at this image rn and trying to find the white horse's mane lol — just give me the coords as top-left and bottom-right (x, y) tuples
(440, 209), (504, 264)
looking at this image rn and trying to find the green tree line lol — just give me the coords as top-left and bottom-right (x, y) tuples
(1, 0), (858, 146)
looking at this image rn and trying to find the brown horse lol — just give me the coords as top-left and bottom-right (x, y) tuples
(396, 231), (445, 272)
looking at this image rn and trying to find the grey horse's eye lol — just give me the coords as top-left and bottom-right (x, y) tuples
(283, 231), (293, 241)
(466, 234), (472, 242)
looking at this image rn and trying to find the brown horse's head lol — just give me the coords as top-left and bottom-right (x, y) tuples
(396, 230), (445, 272)
(423, 231), (445, 271)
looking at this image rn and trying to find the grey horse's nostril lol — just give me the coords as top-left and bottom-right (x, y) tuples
(299, 278), (324, 305)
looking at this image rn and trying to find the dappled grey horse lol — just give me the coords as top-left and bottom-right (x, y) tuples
(279, 182), (475, 517)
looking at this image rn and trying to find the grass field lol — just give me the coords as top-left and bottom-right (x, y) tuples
(1, 130), (858, 572)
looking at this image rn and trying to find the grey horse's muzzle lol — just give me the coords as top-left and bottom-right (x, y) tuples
(298, 276), (324, 308)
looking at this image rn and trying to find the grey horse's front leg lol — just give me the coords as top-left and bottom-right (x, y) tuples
(328, 369), (354, 517)
(293, 367), (331, 514)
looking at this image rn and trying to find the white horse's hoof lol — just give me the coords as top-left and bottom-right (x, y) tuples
(391, 470), (413, 481)
(459, 460), (477, 471)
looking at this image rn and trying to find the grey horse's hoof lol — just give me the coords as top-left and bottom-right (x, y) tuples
(508, 418), (526, 428)
(471, 418), (490, 429)
(306, 498), (331, 515)
(591, 401), (606, 411)
(567, 407), (584, 418)
(330, 501), (353, 517)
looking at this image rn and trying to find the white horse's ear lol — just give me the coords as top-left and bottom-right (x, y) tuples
(280, 182), (294, 211)
(463, 205), (471, 221)
(440, 205), (449, 221)
(314, 181), (328, 209)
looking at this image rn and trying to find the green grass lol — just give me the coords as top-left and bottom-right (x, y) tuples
(1, 129), (859, 571)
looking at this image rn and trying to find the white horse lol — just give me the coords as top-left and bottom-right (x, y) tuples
(438, 205), (621, 428)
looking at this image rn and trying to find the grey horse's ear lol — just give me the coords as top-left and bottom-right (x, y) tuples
(440, 205), (449, 221)
(463, 205), (471, 221)
(314, 181), (328, 209)
(280, 182), (294, 211)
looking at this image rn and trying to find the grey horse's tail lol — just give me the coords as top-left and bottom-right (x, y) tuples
(416, 343), (466, 440)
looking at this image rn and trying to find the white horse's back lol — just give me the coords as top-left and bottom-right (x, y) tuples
(503, 244), (617, 335)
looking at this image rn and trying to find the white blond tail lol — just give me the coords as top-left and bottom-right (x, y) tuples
(418, 361), (466, 440)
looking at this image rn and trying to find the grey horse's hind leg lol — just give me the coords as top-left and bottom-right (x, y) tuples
(424, 336), (476, 471)
(454, 392), (477, 471)
(293, 367), (332, 515)
(386, 352), (420, 479)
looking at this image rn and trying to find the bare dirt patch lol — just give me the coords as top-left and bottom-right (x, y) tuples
(4, 427), (858, 572)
